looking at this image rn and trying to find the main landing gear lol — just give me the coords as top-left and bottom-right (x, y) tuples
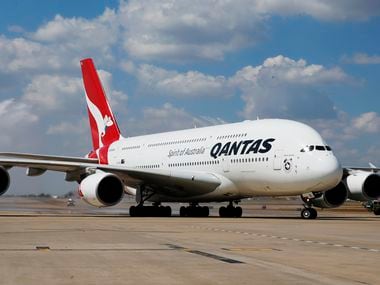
(129, 203), (172, 217)
(179, 203), (209, 217)
(129, 185), (172, 217)
(300, 207), (317, 219)
(219, 201), (243, 218)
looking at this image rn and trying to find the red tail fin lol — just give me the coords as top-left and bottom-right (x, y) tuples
(80, 58), (121, 150)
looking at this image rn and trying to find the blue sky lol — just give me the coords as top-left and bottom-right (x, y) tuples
(0, 0), (379, 194)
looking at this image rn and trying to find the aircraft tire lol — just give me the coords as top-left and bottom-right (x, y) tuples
(301, 208), (317, 219)
(129, 205), (136, 217)
(164, 206), (172, 217)
(202, 206), (210, 217)
(235, 206), (243, 218)
(310, 208), (317, 219)
(219, 206), (227, 217)
(373, 208), (380, 216)
(180, 206), (187, 217)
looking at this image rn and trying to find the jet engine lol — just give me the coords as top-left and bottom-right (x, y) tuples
(345, 172), (380, 201)
(302, 182), (348, 208)
(0, 167), (10, 196)
(79, 170), (124, 207)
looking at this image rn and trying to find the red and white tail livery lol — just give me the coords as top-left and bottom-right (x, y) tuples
(81, 58), (121, 151)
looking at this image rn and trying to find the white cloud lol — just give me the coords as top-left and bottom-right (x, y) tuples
(22, 75), (82, 111)
(255, 0), (380, 21)
(31, 9), (119, 61)
(352, 112), (380, 133)
(47, 120), (87, 135)
(118, 0), (380, 62)
(97, 69), (128, 115)
(126, 103), (226, 135)
(230, 55), (348, 119)
(120, 60), (136, 74)
(119, 0), (267, 61)
(233, 55), (348, 86)
(306, 111), (380, 166)
(342, 53), (380, 65)
(0, 99), (39, 149)
(136, 64), (233, 98)
(0, 7), (120, 79)
(132, 55), (349, 119)
(0, 36), (62, 73)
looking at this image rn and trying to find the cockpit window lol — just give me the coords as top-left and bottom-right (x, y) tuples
(300, 145), (332, 152)
(300, 145), (314, 152)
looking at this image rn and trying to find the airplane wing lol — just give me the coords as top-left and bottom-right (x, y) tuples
(0, 152), (98, 164)
(0, 154), (221, 197)
(343, 166), (380, 174)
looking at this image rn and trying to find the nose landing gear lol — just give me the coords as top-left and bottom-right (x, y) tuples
(301, 207), (317, 219)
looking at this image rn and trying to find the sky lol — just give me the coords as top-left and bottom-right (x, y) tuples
(0, 0), (379, 195)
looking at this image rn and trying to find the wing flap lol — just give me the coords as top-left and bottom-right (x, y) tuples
(121, 169), (221, 196)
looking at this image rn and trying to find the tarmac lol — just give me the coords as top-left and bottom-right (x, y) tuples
(0, 197), (379, 285)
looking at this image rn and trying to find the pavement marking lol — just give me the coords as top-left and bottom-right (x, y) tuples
(35, 246), (50, 251)
(187, 250), (244, 264)
(222, 247), (281, 252)
(192, 226), (380, 254)
(165, 244), (244, 264)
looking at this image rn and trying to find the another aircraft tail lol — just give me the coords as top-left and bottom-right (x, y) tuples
(80, 58), (121, 151)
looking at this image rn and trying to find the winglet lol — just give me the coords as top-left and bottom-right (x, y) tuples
(80, 58), (121, 150)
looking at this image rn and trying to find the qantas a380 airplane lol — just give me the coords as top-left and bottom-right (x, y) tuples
(0, 58), (379, 219)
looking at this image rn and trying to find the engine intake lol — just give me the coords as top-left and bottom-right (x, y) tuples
(0, 167), (10, 196)
(303, 182), (348, 208)
(346, 172), (380, 201)
(79, 170), (124, 207)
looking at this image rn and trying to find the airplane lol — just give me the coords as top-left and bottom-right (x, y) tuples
(0, 58), (379, 219)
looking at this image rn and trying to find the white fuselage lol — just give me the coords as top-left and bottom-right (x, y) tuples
(106, 119), (342, 202)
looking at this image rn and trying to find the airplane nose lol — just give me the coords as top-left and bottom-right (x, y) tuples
(316, 155), (343, 188)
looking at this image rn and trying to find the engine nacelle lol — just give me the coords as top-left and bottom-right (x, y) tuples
(79, 170), (124, 207)
(345, 172), (380, 201)
(0, 167), (10, 196)
(302, 182), (348, 208)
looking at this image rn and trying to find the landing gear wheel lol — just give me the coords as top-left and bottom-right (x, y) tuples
(235, 206), (243, 218)
(219, 206), (227, 217)
(309, 208), (317, 219)
(202, 206), (210, 217)
(129, 205), (172, 217)
(180, 206), (187, 217)
(219, 204), (243, 217)
(129, 205), (136, 217)
(301, 208), (317, 219)
(374, 208), (380, 216)
(180, 205), (209, 217)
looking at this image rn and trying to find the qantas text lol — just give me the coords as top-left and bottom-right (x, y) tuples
(210, 138), (275, 159)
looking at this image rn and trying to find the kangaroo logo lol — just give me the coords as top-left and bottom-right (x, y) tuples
(102, 115), (114, 137)
(85, 92), (113, 147)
